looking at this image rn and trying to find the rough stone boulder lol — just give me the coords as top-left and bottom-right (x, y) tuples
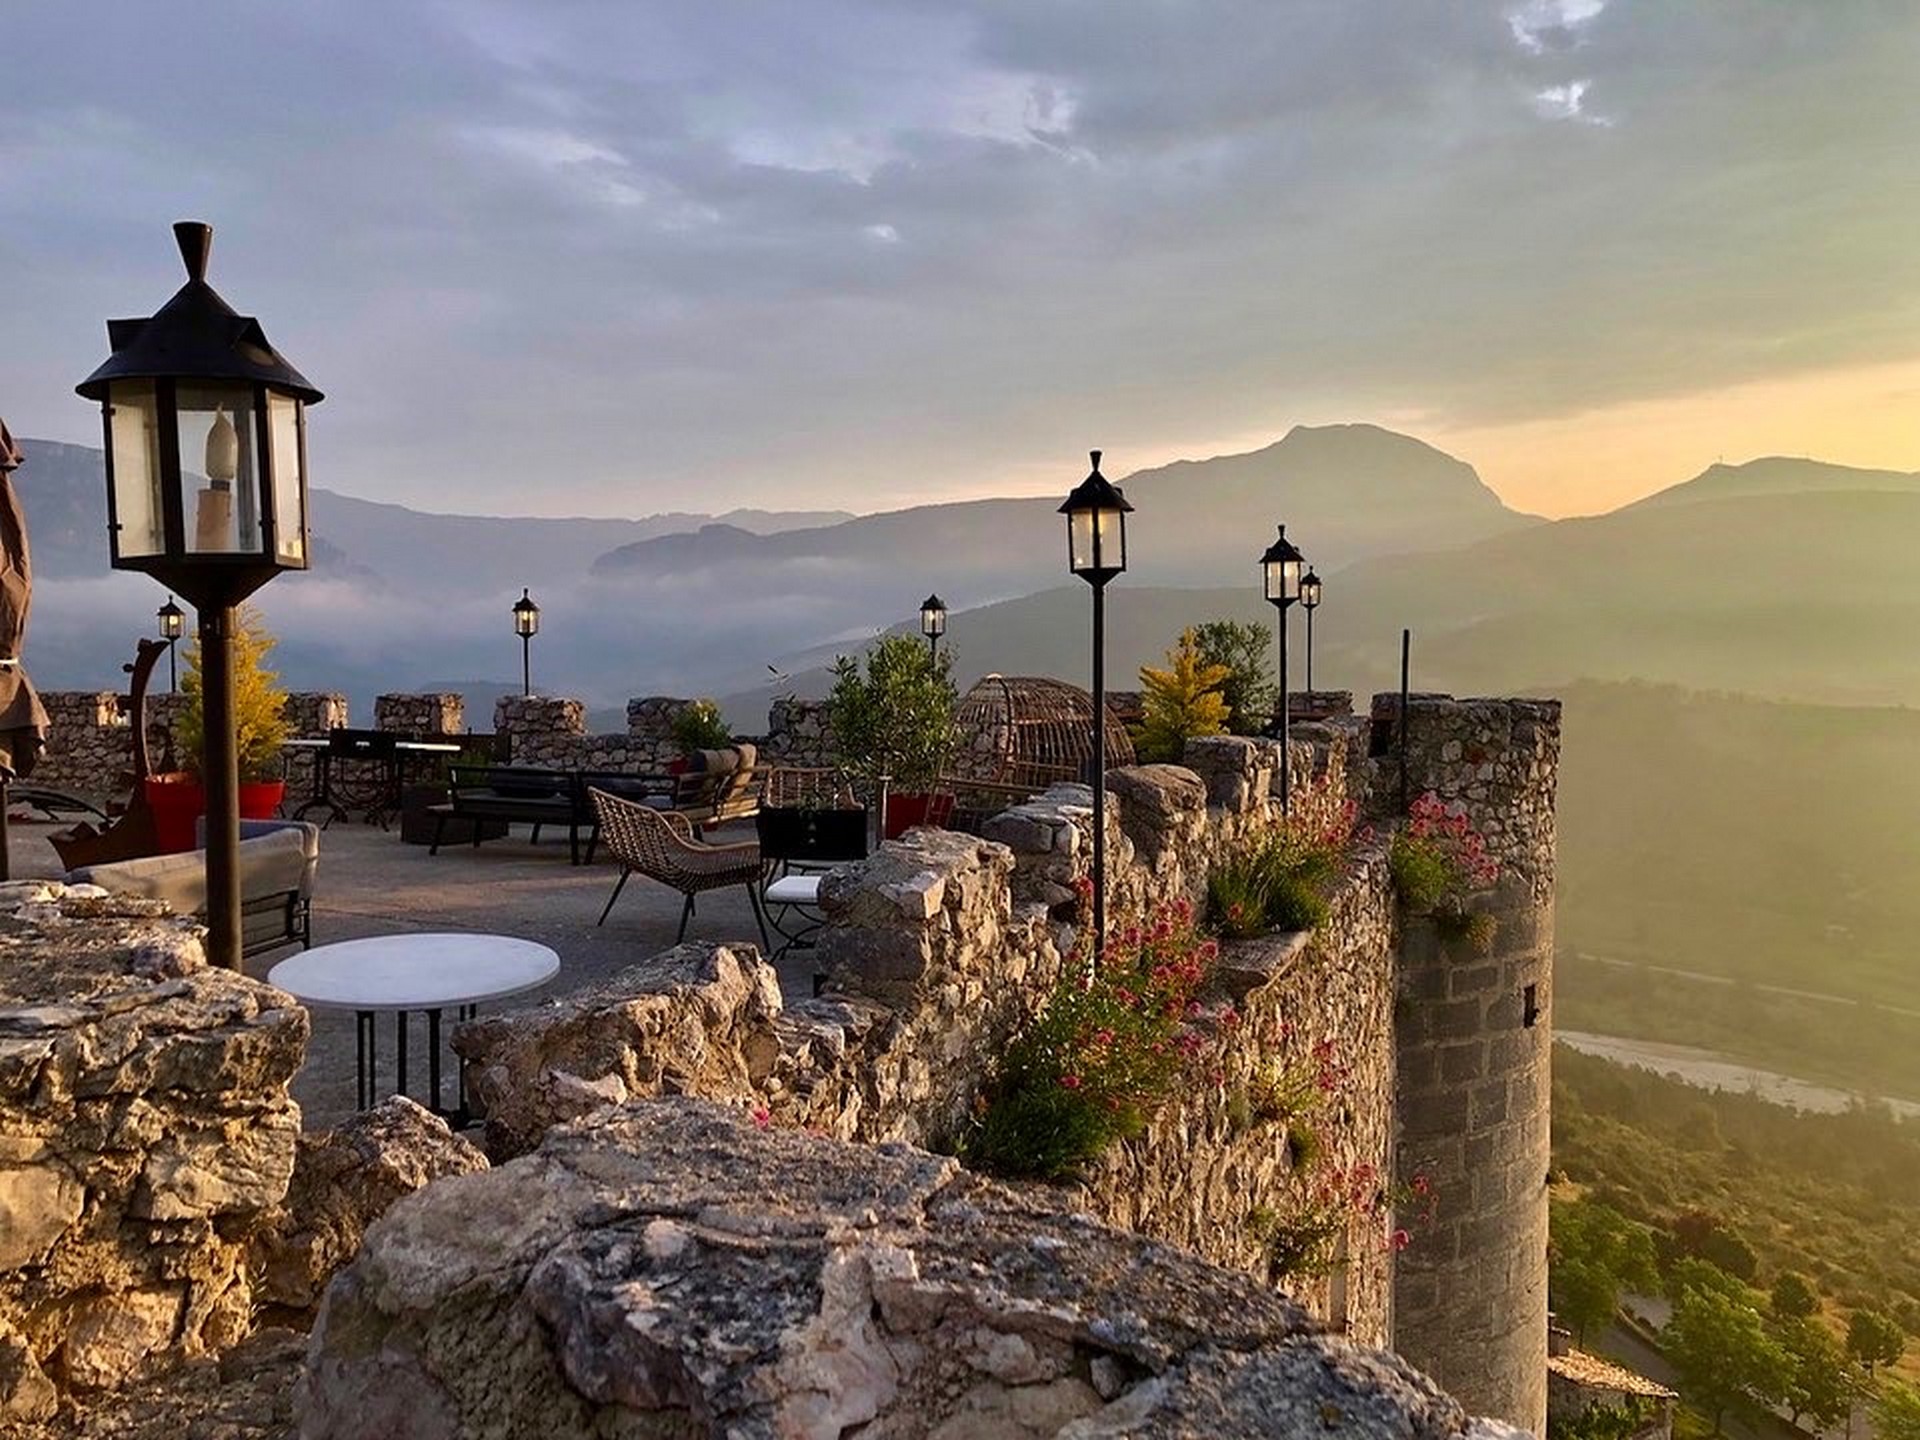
(451, 942), (783, 1159)
(0, 896), (307, 1401)
(250, 1096), (488, 1320)
(300, 1098), (1478, 1439)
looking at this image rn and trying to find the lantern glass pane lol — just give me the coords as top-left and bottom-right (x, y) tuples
(1097, 507), (1126, 572)
(107, 381), (165, 558)
(1068, 508), (1095, 572)
(176, 382), (263, 556)
(267, 391), (307, 565)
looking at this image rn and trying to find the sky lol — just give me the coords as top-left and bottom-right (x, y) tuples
(2, 0), (1916, 521)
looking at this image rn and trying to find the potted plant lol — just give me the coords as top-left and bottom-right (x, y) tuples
(668, 698), (733, 773)
(826, 633), (958, 839)
(150, 604), (293, 852)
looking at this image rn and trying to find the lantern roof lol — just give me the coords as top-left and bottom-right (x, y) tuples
(1057, 450), (1134, 517)
(921, 593), (946, 612)
(76, 222), (323, 404)
(1259, 524), (1305, 566)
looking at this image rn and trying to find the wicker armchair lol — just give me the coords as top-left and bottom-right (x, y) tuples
(588, 787), (769, 948)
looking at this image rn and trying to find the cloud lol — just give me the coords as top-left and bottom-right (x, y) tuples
(0, 0), (1913, 522)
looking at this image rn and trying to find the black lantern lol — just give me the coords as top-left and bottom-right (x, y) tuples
(77, 221), (322, 973)
(513, 588), (540, 697)
(1300, 569), (1323, 694)
(919, 593), (947, 659)
(1059, 450), (1132, 964)
(1059, 450), (1132, 585)
(156, 595), (185, 692)
(77, 222), (321, 609)
(1260, 525), (1307, 815)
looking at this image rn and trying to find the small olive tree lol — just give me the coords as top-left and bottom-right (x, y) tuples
(826, 633), (957, 793)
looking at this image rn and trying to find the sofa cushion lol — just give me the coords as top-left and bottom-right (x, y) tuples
(71, 829), (311, 916)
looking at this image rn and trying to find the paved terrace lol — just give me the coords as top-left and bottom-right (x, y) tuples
(6, 816), (807, 1128)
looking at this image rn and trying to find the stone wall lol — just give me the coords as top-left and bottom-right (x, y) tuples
(450, 695), (1563, 1432)
(373, 692), (462, 736)
(33, 688), (346, 803)
(1388, 696), (1561, 1437)
(298, 1097), (1500, 1439)
(763, 695), (836, 768)
(456, 724), (1405, 1347)
(0, 888), (307, 1411)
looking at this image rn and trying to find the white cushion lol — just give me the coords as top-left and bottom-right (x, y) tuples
(765, 875), (822, 906)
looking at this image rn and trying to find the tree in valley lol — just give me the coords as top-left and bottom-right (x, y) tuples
(1874, 1378), (1920, 1440)
(1774, 1315), (1852, 1430)
(1664, 1274), (1790, 1435)
(1549, 1200), (1659, 1343)
(1770, 1271), (1819, 1321)
(1846, 1307), (1906, 1377)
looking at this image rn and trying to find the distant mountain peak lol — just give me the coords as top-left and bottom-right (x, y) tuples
(1634, 455), (1920, 509)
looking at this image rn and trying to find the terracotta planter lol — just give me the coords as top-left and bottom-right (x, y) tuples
(882, 791), (955, 840)
(144, 774), (286, 854)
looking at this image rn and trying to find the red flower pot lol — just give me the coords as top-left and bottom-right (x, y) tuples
(144, 774), (287, 854)
(882, 791), (955, 840)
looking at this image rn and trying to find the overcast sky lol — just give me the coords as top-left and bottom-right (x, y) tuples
(3, 1), (1915, 519)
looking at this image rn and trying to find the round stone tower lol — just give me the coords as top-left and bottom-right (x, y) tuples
(1385, 696), (1561, 1436)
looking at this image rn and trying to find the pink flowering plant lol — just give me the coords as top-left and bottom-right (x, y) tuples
(1389, 791), (1501, 953)
(1208, 800), (1367, 940)
(1248, 1162), (1437, 1281)
(970, 896), (1223, 1180)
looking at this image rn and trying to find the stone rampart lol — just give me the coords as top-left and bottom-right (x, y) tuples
(0, 888), (307, 1409)
(455, 724), (1406, 1345)
(298, 1097), (1498, 1439)
(373, 692), (462, 736)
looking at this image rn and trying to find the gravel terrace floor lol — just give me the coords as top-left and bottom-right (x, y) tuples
(7, 815), (816, 1130)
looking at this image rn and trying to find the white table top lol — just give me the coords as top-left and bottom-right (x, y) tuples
(268, 932), (560, 1012)
(283, 738), (464, 754)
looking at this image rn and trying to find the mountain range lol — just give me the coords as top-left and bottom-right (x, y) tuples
(10, 430), (1917, 726)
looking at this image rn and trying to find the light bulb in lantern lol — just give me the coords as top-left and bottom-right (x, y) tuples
(195, 405), (239, 550)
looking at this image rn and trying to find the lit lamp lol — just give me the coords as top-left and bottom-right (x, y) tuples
(1260, 525), (1305, 815)
(512, 588), (540, 697)
(1300, 568), (1323, 694)
(77, 221), (322, 971)
(1059, 449), (1132, 961)
(156, 595), (185, 692)
(919, 593), (947, 660)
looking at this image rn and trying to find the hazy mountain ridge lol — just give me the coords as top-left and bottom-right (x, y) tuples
(1630, 455), (1920, 509)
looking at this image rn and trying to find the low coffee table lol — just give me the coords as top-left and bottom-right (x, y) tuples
(269, 932), (559, 1115)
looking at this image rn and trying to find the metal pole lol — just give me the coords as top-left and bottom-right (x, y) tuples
(521, 633), (531, 698)
(1398, 627), (1412, 814)
(1305, 605), (1315, 694)
(1278, 604), (1291, 816)
(927, 633), (938, 664)
(0, 778), (11, 883)
(199, 602), (243, 971)
(1091, 580), (1107, 963)
(168, 640), (177, 694)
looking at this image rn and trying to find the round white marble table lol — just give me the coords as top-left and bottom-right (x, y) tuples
(270, 933), (559, 1113)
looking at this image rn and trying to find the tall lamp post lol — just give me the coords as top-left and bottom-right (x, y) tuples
(1300, 569), (1322, 694)
(919, 593), (947, 661)
(156, 596), (185, 692)
(1060, 450), (1132, 962)
(1260, 525), (1305, 815)
(512, 588), (540, 697)
(77, 221), (323, 971)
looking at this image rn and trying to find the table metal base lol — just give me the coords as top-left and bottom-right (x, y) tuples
(353, 1003), (480, 1121)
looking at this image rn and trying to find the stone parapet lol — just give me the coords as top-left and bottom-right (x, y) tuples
(283, 692), (348, 737)
(374, 692), (462, 737)
(763, 695), (836, 768)
(0, 888), (308, 1405)
(297, 1098), (1483, 1439)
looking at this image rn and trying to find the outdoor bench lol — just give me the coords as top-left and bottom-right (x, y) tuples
(427, 765), (601, 865)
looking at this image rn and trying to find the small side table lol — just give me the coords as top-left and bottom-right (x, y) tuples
(269, 932), (559, 1116)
